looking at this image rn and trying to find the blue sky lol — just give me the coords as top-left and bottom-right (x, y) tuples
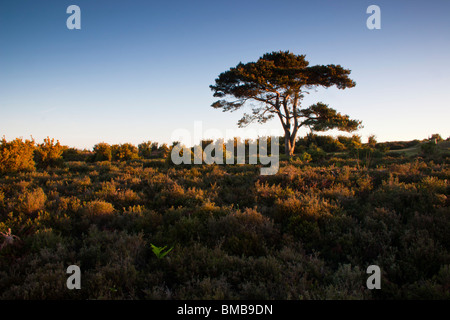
(1, 0), (449, 149)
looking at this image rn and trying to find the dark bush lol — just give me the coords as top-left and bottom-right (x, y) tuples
(138, 141), (153, 159)
(62, 148), (92, 162)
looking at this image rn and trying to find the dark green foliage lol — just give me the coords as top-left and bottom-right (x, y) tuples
(300, 103), (361, 133)
(62, 148), (92, 162)
(421, 141), (438, 155)
(376, 140), (420, 151)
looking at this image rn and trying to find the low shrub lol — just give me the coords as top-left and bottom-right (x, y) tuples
(112, 143), (139, 161)
(18, 187), (47, 215)
(62, 148), (92, 162)
(82, 200), (115, 223)
(34, 137), (64, 168)
(93, 142), (112, 162)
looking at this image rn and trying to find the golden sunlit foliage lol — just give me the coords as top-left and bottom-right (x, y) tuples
(0, 137), (36, 174)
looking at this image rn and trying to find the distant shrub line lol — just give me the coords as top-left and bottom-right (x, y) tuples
(1, 134), (448, 175)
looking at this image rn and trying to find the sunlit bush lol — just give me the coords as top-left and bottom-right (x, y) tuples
(18, 187), (47, 215)
(0, 137), (36, 174)
(34, 137), (64, 168)
(93, 142), (112, 162)
(83, 200), (115, 219)
(111, 143), (139, 161)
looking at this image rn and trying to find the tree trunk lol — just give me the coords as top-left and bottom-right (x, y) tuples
(284, 130), (295, 157)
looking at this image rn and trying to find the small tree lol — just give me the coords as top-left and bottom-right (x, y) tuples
(210, 51), (362, 157)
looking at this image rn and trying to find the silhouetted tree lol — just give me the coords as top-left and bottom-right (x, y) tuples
(210, 51), (362, 156)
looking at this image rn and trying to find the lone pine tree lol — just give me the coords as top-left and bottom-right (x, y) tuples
(210, 51), (362, 157)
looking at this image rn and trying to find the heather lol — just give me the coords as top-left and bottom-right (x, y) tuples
(0, 136), (449, 299)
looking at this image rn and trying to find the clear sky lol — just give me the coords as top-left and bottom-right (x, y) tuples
(1, 0), (449, 149)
